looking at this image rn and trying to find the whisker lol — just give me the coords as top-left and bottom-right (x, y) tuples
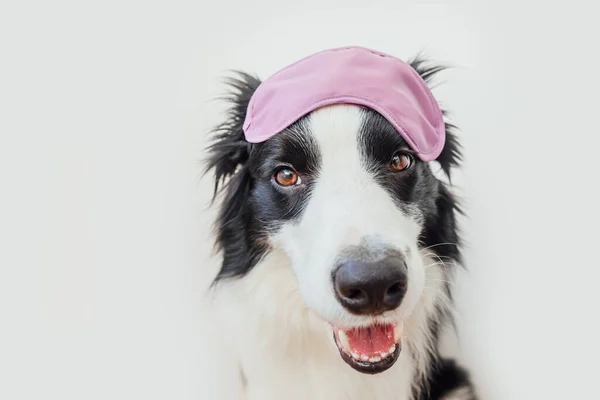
(423, 261), (443, 270)
(419, 242), (459, 252)
(425, 279), (455, 285)
(423, 284), (454, 292)
(421, 252), (454, 262)
(430, 252), (449, 270)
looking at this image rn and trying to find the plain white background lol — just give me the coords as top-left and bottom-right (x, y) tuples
(1, 0), (599, 398)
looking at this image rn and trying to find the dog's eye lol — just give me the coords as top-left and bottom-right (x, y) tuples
(274, 167), (301, 187)
(390, 152), (413, 172)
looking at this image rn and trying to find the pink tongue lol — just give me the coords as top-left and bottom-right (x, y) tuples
(343, 325), (395, 356)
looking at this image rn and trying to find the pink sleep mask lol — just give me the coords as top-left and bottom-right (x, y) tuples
(242, 46), (445, 162)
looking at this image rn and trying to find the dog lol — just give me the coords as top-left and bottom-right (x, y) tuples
(204, 48), (477, 400)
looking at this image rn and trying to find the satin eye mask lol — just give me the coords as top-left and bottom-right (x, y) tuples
(242, 46), (445, 162)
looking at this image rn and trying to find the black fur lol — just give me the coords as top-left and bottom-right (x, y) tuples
(407, 56), (463, 181)
(418, 358), (476, 400)
(205, 55), (476, 398)
(204, 72), (263, 280)
(205, 75), (321, 281)
(359, 108), (441, 218)
(205, 72), (260, 199)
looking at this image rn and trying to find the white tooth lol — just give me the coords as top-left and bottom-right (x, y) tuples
(389, 345), (396, 354)
(393, 322), (404, 342)
(352, 353), (360, 360)
(361, 355), (369, 362)
(380, 352), (388, 358)
(369, 356), (381, 362)
(338, 330), (351, 353)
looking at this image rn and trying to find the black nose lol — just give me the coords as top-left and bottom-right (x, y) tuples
(333, 255), (408, 315)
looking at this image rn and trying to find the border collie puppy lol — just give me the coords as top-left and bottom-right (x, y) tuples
(205, 47), (477, 400)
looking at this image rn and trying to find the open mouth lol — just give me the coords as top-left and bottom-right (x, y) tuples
(332, 322), (403, 374)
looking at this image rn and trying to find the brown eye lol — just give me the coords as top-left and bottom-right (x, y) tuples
(390, 153), (413, 172)
(274, 167), (300, 187)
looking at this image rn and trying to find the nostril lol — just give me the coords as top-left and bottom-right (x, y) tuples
(386, 282), (405, 297)
(346, 288), (364, 300)
(383, 280), (407, 307)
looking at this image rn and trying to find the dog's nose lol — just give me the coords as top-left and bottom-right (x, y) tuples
(333, 255), (407, 315)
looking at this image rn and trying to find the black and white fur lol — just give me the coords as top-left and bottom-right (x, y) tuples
(205, 57), (477, 400)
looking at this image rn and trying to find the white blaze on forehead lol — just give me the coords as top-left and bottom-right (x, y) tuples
(304, 105), (421, 242)
(305, 105), (373, 234)
(308, 105), (366, 185)
(284, 105), (376, 253)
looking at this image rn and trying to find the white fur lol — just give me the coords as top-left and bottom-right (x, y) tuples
(210, 106), (449, 399)
(442, 386), (476, 400)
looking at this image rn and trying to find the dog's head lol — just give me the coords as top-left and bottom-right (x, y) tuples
(206, 58), (462, 375)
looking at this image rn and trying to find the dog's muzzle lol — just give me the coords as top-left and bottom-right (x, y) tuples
(330, 250), (407, 374)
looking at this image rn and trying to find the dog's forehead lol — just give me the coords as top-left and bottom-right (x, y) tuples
(298, 105), (408, 163)
(307, 105), (364, 164)
(253, 105), (410, 178)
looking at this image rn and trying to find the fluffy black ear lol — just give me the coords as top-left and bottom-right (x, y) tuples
(205, 72), (262, 198)
(210, 165), (269, 281)
(407, 56), (462, 180)
(205, 72), (267, 283)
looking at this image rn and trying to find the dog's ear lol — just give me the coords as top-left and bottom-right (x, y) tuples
(205, 72), (267, 282)
(211, 164), (268, 281)
(205, 72), (262, 198)
(407, 56), (463, 180)
(409, 56), (464, 267)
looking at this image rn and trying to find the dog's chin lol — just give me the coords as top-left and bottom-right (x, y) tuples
(331, 322), (403, 374)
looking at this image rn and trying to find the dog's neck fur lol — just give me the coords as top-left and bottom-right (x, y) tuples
(212, 248), (449, 400)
